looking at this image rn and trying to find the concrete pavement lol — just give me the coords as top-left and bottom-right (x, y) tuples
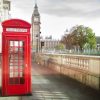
(22, 63), (100, 100)
(0, 63), (100, 100)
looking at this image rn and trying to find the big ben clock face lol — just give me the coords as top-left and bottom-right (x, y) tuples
(34, 17), (39, 22)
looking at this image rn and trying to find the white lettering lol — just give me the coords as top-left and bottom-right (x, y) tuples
(6, 28), (28, 32)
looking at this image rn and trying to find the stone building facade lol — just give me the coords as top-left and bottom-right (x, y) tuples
(0, 0), (11, 53)
(41, 38), (60, 51)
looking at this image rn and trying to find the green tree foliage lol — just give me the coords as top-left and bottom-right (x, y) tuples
(55, 43), (65, 50)
(70, 25), (86, 51)
(61, 25), (97, 51)
(85, 27), (96, 49)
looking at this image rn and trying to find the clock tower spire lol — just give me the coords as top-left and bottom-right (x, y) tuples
(31, 1), (41, 52)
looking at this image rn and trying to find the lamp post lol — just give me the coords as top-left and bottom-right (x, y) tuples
(36, 34), (38, 53)
(39, 32), (41, 52)
(36, 32), (41, 53)
(41, 41), (44, 52)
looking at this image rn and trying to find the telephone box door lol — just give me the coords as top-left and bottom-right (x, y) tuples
(5, 37), (28, 95)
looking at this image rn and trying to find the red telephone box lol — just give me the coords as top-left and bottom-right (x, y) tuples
(2, 19), (31, 96)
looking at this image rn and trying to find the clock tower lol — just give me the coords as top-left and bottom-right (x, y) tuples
(31, 3), (41, 52)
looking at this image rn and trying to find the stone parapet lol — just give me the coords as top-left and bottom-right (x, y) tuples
(34, 53), (100, 90)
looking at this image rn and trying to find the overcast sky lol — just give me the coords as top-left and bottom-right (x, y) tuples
(10, 0), (100, 39)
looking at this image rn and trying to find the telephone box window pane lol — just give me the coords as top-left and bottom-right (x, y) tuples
(15, 72), (18, 77)
(9, 40), (25, 84)
(10, 72), (13, 78)
(20, 72), (23, 77)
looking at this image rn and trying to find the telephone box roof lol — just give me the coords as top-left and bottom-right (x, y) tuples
(2, 19), (31, 28)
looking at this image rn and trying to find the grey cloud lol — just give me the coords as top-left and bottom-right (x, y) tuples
(39, 0), (100, 18)
(84, 9), (100, 18)
(11, 0), (100, 18)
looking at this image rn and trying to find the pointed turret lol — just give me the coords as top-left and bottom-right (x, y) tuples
(33, 3), (40, 16)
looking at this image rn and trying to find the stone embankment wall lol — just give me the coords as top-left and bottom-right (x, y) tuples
(34, 53), (100, 90)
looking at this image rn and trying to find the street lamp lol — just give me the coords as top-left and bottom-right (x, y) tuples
(39, 32), (41, 52)
(36, 34), (38, 52)
(36, 32), (41, 53)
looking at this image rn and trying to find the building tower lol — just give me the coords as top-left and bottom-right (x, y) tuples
(0, 0), (11, 53)
(31, 2), (41, 52)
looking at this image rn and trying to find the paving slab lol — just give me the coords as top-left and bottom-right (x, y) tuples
(0, 97), (21, 100)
